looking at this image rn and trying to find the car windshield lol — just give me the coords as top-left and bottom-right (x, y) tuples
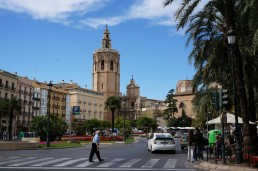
(155, 134), (173, 140)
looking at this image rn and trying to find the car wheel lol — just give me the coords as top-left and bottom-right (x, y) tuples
(171, 150), (176, 154)
(181, 146), (184, 150)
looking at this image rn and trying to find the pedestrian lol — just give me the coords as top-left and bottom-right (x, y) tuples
(89, 130), (104, 162)
(187, 129), (195, 162)
(195, 128), (204, 160)
(214, 135), (222, 160)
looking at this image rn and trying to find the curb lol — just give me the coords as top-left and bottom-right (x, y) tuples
(195, 162), (258, 171)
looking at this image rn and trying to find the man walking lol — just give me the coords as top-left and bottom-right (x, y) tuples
(89, 130), (104, 162)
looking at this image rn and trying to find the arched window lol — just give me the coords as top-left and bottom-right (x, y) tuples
(101, 60), (104, 70)
(94, 62), (97, 71)
(179, 102), (185, 109)
(110, 60), (113, 71)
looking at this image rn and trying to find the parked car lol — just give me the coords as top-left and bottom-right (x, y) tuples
(180, 132), (188, 150)
(147, 132), (176, 153)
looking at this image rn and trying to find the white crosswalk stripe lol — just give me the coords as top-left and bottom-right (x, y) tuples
(54, 158), (87, 167)
(30, 158), (71, 166)
(74, 161), (94, 167)
(141, 159), (159, 168)
(8, 157), (53, 166)
(97, 158), (124, 167)
(164, 159), (177, 168)
(119, 158), (141, 168)
(0, 157), (37, 166)
(0, 157), (181, 169)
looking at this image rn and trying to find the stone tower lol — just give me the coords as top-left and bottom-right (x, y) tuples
(92, 25), (120, 120)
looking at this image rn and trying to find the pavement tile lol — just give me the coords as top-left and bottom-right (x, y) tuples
(243, 168), (258, 171)
(209, 163), (218, 169)
(228, 166), (245, 171)
(217, 165), (230, 170)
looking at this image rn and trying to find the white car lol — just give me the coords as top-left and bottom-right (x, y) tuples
(147, 132), (176, 153)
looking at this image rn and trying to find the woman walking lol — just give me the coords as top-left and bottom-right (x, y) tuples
(187, 129), (195, 162)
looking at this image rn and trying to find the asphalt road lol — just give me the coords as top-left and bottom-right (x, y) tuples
(0, 137), (197, 171)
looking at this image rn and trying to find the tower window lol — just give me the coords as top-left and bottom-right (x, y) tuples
(102, 84), (103, 89)
(95, 62), (97, 71)
(101, 60), (104, 70)
(110, 61), (113, 71)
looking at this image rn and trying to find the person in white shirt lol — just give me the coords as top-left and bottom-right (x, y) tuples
(89, 130), (104, 162)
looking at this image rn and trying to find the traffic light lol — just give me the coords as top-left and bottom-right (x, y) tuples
(211, 91), (219, 111)
(219, 89), (229, 109)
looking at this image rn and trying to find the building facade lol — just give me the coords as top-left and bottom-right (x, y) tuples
(173, 80), (195, 118)
(0, 70), (18, 136)
(92, 25), (120, 121)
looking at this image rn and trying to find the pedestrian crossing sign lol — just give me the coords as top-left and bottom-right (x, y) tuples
(73, 106), (80, 115)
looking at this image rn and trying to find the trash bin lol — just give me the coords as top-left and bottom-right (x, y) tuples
(208, 129), (222, 146)
(18, 132), (24, 140)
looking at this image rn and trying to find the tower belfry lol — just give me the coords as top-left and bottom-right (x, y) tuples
(102, 24), (112, 49)
(92, 25), (120, 120)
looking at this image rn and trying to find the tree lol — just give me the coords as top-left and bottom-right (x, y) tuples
(105, 96), (121, 133)
(30, 115), (68, 141)
(135, 117), (158, 132)
(114, 117), (131, 138)
(163, 89), (178, 119)
(167, 109), (192, 127)
(164, 0), (258, 152)
(0, 97), (21, 140)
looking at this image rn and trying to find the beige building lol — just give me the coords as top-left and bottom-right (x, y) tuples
(0, 70), (19, 135)
(173, 80), (195, 118)
(92, 25), (120, 121)
(32, 81), (68, 121)
(17, 77), (34, 132)
(59, 82), (105, 122)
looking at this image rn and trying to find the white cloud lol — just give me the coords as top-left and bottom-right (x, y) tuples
(127, 0), (180, 26)
(0, 0), (109, 23)
(0, 0), (207, 29)
(80, 16), (126, 29)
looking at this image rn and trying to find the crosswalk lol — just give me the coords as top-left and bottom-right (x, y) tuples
(0, 156), (195, 170)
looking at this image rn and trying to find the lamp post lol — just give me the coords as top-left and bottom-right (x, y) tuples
(46, 81), (53, 147)
(227, 28), (242, 163)
(122, 101), (126, 142)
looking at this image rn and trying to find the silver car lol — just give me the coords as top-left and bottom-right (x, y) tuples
(147, 133), (176, 153)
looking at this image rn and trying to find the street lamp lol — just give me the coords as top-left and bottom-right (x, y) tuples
(46, 81), (53, 147)
(122, 101), (126, 141)
(227, 28), (242, 163)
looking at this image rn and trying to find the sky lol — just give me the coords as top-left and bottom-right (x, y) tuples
(0, 0), (201, 101)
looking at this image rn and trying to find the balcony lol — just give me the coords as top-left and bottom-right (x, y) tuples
(5, 85), (10, 90)
(23, 100), (28, 105)
(0, 84), (3, 88)
(11, 87), (16, 92)
(23, 91), (28, 95)
(53, 96), (60, 101)
(78, 100), (82, 103)
(62, 106), (66, 110)
(88, 102), (91, 105)
(94, 103), (97, 106)
(28, 101), (33, 105)
(19, 89), (23, 94)
(83, 101), (86, 104)
(62, 98), (66, 102)
(33, 106), (40, 110)
(32, 97), (40, 101)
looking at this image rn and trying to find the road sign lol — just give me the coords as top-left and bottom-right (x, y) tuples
(73, 106), (80, 115)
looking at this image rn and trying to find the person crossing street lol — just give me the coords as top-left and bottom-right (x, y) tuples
(89, 130), (104, 162)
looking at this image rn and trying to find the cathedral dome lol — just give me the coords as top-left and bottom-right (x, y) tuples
(175, 80), (194, 95)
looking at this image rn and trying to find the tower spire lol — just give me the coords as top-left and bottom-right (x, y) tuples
(102, 24), (111, 49)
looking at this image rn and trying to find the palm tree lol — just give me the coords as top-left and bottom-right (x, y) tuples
(164, 0), (258, 152)
(0, 97), (21, 140)
(104, 96), (121, 133)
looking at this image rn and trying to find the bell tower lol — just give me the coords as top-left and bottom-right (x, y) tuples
(92, 24), (120, 106)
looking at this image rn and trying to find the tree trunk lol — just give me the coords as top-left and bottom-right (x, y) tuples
(111, 110), (115, 133)
(8, 110), (14, 141)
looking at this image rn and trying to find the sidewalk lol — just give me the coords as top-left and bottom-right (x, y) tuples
(193, 154), (258, 171)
